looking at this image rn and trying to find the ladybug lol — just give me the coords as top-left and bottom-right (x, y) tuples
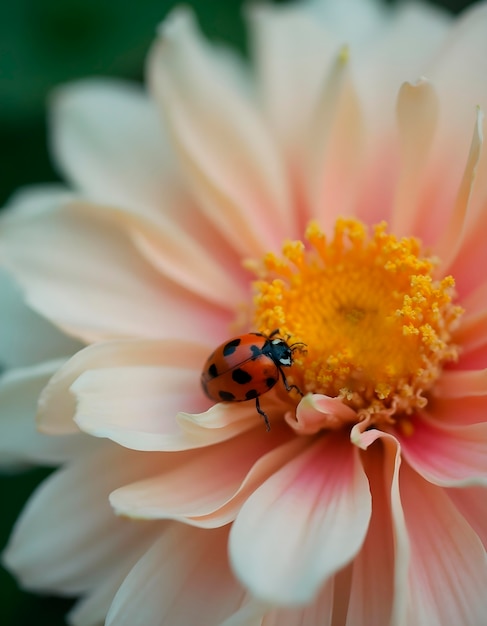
(201, 330), (305, 431)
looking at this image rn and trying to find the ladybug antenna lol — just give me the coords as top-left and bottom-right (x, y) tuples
(290, 341), (307, 355)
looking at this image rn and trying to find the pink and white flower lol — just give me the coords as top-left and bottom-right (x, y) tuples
(2, 0), (487, 624)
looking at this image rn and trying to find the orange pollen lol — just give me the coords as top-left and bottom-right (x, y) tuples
(250, 219), (463, 425)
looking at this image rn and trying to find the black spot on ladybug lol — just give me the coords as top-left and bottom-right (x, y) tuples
(223, 338), (241, 357)
(232, 368), (252, 385)
(208, 363), (218, 378)
(245, 389), (259, 400)
(219, 390), (236, 401)
(266, 377), (277, 388)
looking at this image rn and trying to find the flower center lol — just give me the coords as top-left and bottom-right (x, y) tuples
(251, 219), (463, 425)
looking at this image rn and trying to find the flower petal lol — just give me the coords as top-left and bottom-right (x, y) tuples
(345, 440), (396, 626)
(434, 369), (487, 398)
(446, 485), (487, 549)
(396, 413), (487, 487)
(68, 573), (128, 626)
(72, 365), (207, 450)
(349, 428), (409, 626)
(38, 339), (209, 441)
(453, 300), (487, 358)
(434, 107), (483, 275)
(0, 267), (81, 369)
(3, 444), (162, 594)
(51, 79), (248, 308)
(148, 7), (295, 257)
(391, 80), (439, 237)
(110, 427), (304, 527)
(229, 433), (371, 605)
(416, 3), (487, 251)
(50, 78), (175, 213)
(248, 2), (339, 152)
(0, 360), (89, 468)
(0, 199), (230, 343)
(428, 394), (487, 426)
(400, 462), (487, 626)
(106, 525), (245, 626)
(287, 393), (357, 435)
(304, 52), (364, 231)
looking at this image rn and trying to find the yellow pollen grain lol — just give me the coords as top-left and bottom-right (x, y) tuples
(252, 218), (463, 424)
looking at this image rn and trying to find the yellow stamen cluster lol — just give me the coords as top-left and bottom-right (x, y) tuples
(252, 219), (463, 424)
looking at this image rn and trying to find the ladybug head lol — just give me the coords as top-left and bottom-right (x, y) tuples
(268, 338), (293, 367)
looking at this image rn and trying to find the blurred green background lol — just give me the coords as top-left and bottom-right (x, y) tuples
(0, 0), (478, 624)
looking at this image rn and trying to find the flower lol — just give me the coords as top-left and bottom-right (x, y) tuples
(2, 0), (487, 624)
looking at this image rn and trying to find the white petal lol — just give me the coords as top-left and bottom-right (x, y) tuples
(106, 525), (245, 626)
(417, 3), (487, 247)
(0, 361), (89, 468)
(72, 364), (207, 449)
(50, 79), (246, 308)
(304, 51), (364, 230)
(50, 78), (177, 214)
(0, 267), (81, 369)
(391, 80), (439, 237)
(148, 8), (295, 257)
(37, 339), (209, 438)
(248, 3), (339, 151)
(3, 444), (162, 594)
(1, 199), (230, 343)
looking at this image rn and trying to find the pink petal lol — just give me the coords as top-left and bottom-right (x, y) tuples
(3, 444), (162, 594)
(449, 205), (487, 300)
(0, 361), (90, 468)
(446, 485), (487, 548)
(453, 302), (487, 358)
(0, 200), (230, 343)
(345, 441), (396, 626)
(400, 462), (487, 626)
(287, 393), (357, 435)
(348, 428), (410, 626)
(106, 525), (245, 626)
(110, 428), (305, 526)
(396, 413), (487, 486)
(428, 394), (487, 426)
(148, 8), (295, 257)
(434, 107), (484, 276)
(434, 369), (487, 398)
(229, 433), (371, 605)
(37, 339), (209, 438)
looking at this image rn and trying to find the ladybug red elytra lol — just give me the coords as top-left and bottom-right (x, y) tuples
(201, 330), (306, 431)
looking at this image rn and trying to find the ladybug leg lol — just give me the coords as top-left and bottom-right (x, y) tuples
(280, 370), (304, 397)
(255, 397), (271, 432)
